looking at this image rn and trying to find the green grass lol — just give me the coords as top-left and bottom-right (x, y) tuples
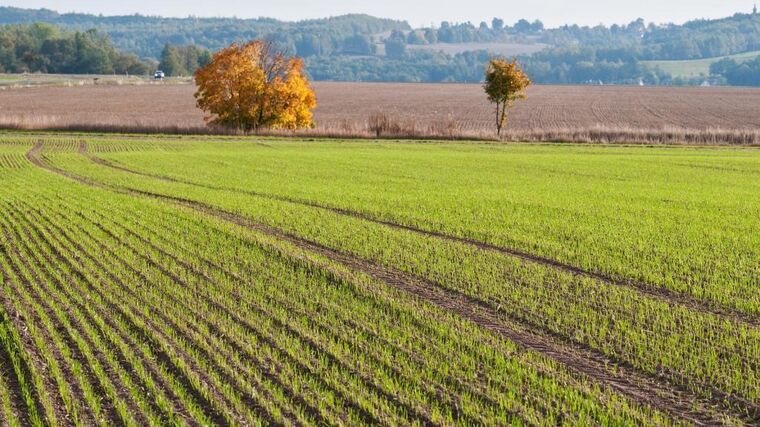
(642, 50), (760, 79)
(1, 133), (759, 424)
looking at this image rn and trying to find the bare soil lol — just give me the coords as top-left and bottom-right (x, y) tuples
(2, 83), (759, 140)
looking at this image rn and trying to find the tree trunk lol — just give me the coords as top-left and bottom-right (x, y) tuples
(495, 101), (503, 136)
(499, 102), (508, 138)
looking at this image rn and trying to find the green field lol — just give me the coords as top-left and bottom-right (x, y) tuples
(1, 134), (759, 425)
(642, 50), (760, 79)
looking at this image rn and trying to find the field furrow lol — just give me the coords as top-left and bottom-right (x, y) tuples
(0, 252), (68, 426)
(1, 203), (174, 426)
(0, 307), (30, 427)
(27, 212), (257, 427)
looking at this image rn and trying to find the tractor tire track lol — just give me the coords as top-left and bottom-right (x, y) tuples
(76, 209), (458, 426)
(91, 203), (537, 423)
(80, 141), (760, 329)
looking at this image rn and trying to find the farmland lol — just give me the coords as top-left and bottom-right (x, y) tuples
(1, 82), (759, 143)
(642, 50), (760, 79)
(1, 133), (759, 425)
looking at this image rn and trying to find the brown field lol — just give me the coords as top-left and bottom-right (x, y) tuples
(1, 81), (759, 143)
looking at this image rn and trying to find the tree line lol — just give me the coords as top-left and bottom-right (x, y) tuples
(1, 6), (759, 86)
(0, 22), (215, 77)
(0, 23), (151, 74)
(710, 57), (760, 86)
(0, 8), (409, 59)
(158, 44), (212, 76)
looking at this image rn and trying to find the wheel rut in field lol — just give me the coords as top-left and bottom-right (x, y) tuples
(72, 207), (490, 426)
(76, 198), (521, 423)
(30, 142), (758, 424)
(79, 141), (760, 329)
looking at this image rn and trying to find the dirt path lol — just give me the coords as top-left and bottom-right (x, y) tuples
(79, 141), (760, 329)
(29, 142), (754, 425)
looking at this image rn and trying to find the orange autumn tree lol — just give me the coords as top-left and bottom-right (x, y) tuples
(194, 40), (316, 131)
(484, 58), (531, 137)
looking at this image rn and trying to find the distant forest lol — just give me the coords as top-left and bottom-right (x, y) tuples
(0, 24), (153, 74)
(1, 6), (759, 86)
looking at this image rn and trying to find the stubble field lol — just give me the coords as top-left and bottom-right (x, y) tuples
(1, 82), (759, 143)
(1, 133), (759, 425)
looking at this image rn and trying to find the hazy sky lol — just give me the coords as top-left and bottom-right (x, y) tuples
(4, 0), (756, 28)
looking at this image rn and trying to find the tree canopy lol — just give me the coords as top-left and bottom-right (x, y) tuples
(484, 58), (531, 136)
(194, 40), (316, 131)
(159, 44), (212, 76)
(0, 23), (151, 74)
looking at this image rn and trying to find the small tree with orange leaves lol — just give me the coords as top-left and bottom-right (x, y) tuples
(484, 58), (531, 137)
(194, 40), (316, 131)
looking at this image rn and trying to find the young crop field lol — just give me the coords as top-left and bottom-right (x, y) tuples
(1, 133), (760, 425)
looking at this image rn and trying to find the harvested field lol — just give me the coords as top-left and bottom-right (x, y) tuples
(0, 82), (759, 143)
(1, 134), (760, 425)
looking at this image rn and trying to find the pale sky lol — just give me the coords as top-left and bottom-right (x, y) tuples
(3, 0), (756, 28)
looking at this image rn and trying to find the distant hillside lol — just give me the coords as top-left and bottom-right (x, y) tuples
(0, 7), (411, 58)
(517, 12), (760, 85)
(1, 6), (759, 86)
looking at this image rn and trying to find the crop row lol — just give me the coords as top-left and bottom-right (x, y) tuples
(0, 138), (36, 147)
(0, 164), (676, 425)
(24, 138), (81, 153)
(0, 154), (27, 169)
(86, 140), (189, 153)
